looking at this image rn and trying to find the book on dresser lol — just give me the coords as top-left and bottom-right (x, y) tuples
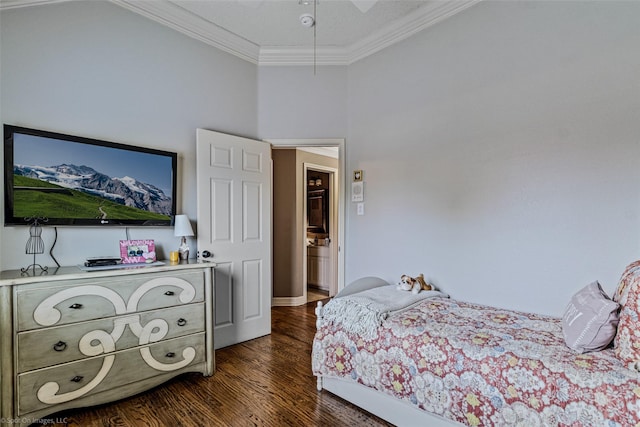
(0, 262), (215, 422)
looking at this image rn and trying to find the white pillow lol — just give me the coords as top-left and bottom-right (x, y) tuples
(334, 276), (389, 298)
(562, 281), (620, 353)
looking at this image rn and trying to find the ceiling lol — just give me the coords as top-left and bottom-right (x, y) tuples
(1, 0), (481, 65)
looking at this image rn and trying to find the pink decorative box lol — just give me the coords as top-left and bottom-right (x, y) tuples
(119, 239), (157, 264)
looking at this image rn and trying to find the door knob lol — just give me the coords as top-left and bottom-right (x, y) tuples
(202, 250), (212, 258)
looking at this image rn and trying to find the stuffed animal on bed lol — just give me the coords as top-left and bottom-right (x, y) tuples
(397, 274), (434, 294)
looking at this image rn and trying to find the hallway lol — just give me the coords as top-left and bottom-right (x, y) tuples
(307, 287), (329, 304)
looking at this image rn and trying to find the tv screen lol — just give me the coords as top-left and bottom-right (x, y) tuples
(3, 125), (177, 226)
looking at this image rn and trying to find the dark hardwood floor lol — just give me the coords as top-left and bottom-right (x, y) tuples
(44, 300), (392, 427)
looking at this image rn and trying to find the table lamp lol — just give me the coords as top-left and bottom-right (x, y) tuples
(174, 214), (195, 260)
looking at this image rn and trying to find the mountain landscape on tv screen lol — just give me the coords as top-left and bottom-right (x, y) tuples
(13, 163), (172, 220)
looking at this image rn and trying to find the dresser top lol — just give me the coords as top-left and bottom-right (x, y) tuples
(0, 261), (215, 286)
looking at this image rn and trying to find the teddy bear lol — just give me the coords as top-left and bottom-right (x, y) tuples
(397, 273), (434, 294)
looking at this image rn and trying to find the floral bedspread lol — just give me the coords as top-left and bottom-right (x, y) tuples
(312, 298), (640, 426)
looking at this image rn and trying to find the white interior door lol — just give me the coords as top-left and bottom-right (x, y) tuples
(196, 128), (271, 349)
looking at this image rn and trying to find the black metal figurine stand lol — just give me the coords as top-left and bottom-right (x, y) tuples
(21, 217), (48, 275)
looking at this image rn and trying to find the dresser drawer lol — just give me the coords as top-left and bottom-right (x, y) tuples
(17, 333), (206, 415)
(16, 270), (205, 331)
(17, 303), (206, 373)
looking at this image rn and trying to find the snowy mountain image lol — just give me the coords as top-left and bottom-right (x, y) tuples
(14, 163), (172, 215)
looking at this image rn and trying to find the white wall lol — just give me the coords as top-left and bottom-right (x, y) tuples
(346, 0), (640, 315)
(0, 1), (258, 269)
(258, 66), (347, 139)
(3, 1), (639, 317)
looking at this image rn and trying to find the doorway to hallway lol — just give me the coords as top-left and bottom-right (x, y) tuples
(304, 164), (338, 302)
(269, 139), (345, 307)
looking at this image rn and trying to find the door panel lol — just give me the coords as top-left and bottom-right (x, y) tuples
(243, 259), (262, 319)
(243, 182), (262, 241)
(243, 150), (262, 172)
(197, 129), (271, 349)
(211, 179), (232, 242)
(213, 262), (233, 328)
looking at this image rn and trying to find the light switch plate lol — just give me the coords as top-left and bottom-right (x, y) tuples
(357, 203), (364, 215)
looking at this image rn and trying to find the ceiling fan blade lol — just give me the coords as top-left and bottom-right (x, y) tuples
(350, 0), (377, 13)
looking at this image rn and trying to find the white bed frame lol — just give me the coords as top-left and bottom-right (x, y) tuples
(315, 301), (462, 427)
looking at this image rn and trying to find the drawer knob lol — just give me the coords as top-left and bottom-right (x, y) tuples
(70, 376), (84, 383)
(53, 341), (67, 352)
(165, 352), (176, 358)
(69, 303), (83, 309)
(164, 291), (175, 296)
(177, 318), (187, 327)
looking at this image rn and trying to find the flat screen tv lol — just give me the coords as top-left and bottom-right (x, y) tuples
(3, 125), (177, 226)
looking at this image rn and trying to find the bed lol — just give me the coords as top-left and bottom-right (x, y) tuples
(312, 270), (640, 427)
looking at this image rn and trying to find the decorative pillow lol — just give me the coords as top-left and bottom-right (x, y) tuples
(334, 276), (389, 299)
(562, 281), (619, 353)
(612, 260), (640, 305)
(614, 262), (640, 369)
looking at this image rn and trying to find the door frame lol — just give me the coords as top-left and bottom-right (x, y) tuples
(266, 138), (346, 297)
(304, 163), (339, 298)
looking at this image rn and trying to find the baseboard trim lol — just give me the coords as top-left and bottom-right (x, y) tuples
(272, 296), (307, 307)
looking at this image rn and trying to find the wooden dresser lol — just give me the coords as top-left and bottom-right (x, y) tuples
(0, 262), (214, 423)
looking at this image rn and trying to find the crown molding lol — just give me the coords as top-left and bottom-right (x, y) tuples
(260, 0), (481, 66)
(0, 0), (69, 9)
(2, 0), (481, 67)
(259, 46), (349, 67)
(111, 0), (260, 64)
(0, 0), (261, 63)
(346, 0), (482, 64)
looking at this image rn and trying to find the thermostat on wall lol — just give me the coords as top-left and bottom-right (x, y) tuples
(352, 181), (364, 202)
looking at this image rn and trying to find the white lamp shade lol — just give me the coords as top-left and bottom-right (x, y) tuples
(174, 215), (195, 237)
